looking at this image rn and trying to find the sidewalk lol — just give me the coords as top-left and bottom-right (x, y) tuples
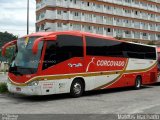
(0, 72), (7, 74)
(0, 73), (7, 83)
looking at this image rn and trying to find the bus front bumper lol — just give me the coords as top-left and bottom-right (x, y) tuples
(7, 83), (42, 96)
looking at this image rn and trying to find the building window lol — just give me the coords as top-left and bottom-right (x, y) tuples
(135, 11), (138, 15)
(57, 23), (62, 27)
(97, 4), (100, 8)
(41, 24), (45, 30)
(36, 26), (39, 32)
(107, 28), (111, 32)
(143, 33), (147, 36)
(106, 6), (111, 10)
(87, 2), (90, 6)
(57, 11), (61, 15)
(125, 31), (130, 34)
(74, 12), (79, 16)
(88, 26), (91, 30)
(71, 0), (77, 4)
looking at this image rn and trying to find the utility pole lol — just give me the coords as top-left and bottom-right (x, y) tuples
(27, 0), (29, 34)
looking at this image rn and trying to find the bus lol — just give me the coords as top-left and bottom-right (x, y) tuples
(2, 31), (158, 97)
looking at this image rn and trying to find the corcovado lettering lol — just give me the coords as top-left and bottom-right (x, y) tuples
(97, 60), (125, 67)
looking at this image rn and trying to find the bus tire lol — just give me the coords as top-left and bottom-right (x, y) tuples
(134, 76), (142, 90)
(70, 79), (84, 98)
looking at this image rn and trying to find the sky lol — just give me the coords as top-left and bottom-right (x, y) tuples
(0, 0), (36, 37)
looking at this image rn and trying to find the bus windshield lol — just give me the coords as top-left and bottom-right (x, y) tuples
(9, 37), (43, 75)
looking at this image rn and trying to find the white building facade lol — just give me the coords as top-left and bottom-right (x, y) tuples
(36, 0), (160, 41)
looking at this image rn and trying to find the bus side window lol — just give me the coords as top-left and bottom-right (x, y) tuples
(42, 35), (83, 70)
(86, 36), (124, 57)
(43, 41), (57, 70)
(86, 36), (156, 60)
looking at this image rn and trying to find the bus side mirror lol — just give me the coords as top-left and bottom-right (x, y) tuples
(1, 40), (17, 56)
(32, 35), (57, 54)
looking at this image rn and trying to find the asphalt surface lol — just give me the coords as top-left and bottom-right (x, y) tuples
(1, 74), (160, 120)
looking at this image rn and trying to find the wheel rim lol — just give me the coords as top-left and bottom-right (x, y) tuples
(73, 83), (81, 95)
(136, 79), (141, 88)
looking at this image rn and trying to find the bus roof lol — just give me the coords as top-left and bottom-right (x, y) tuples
(22, 31), (116, 40)
(22, 31), (156, 48)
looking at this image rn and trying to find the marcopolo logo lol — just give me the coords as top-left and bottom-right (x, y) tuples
(97, 60), (125, 67)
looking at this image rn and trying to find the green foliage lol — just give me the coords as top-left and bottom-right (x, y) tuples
(5, 47), (16, 62)
(0, 31), (18, 48)
(0, 31), (18, 62)
(0, 83), (8, 93)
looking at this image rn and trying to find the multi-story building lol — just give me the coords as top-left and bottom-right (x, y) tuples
(36, 0), (160, 42)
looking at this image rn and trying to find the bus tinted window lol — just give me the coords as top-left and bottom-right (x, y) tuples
(57, 35), (83, 57)
(86, 36), (124, 57)
(145, 52), (156, 60)
(43, 35), (83, 70)
(86, 36), (156, 60)
(43, 41), (56, 69)
(123, 43), (156, 60)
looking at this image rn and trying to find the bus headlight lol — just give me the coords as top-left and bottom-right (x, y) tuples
(28, 81), (39, 86)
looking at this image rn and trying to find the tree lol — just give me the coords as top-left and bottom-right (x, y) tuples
(0, 31), (18, 62)
(0, 31), (18, 48)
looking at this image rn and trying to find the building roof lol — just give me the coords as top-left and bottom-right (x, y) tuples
(22, 32), (54, 38)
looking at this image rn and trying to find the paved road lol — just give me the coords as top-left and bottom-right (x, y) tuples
(0, 83), (160, 114)
(1, 75), (160, 119)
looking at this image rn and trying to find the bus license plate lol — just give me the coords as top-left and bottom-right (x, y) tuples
(16, 87), (21, 92)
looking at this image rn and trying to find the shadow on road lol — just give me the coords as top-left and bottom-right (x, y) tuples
(84, 86), (151, 97)
(149, 82), (160, 86)
(5, 85), (152, 102)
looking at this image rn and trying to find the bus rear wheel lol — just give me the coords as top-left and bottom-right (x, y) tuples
(70, 79), (84, 98)
(134, 76), (142, 90)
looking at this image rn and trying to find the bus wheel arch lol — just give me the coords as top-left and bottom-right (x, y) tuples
(134, 75), (142, 89)
(70, 77), (85, 98)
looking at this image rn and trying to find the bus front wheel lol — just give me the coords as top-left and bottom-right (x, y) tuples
(134, 76), (142, 90)
(70, 79), (84, 98)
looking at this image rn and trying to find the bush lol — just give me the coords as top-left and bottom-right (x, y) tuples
(0, 83), (8, 93)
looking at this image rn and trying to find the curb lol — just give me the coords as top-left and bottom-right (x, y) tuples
(0, 72), (8, 74)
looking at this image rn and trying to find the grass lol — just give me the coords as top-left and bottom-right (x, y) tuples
(0, 83), (8, 93)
